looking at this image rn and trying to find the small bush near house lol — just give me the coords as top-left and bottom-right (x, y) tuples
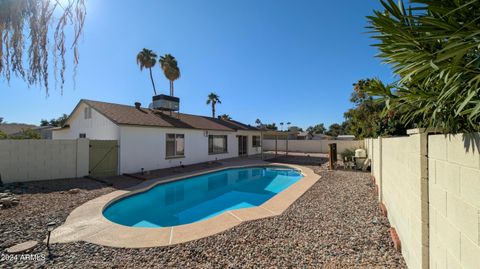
(340, 149), (355, 160)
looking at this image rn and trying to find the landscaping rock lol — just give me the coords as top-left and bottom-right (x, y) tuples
(0, 166), (406, 268)
(68, 188), (82, 194)
(0, 195), (19, 209)
(5, 240), (38, 254)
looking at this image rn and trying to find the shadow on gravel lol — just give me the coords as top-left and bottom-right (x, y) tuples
(1, 161), (226, 195)
(265, 155), (328, 166)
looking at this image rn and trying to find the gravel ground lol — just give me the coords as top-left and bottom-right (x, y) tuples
(1, 166), (406, 268)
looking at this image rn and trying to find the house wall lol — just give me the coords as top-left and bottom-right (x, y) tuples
(365, 131), (480, 269)
(0, 139), (89, 183)
(237, 130), (262, 156)
(119, 126), (261, 174)
(262, 139), (364, 153)
(52, 102), (120, 140)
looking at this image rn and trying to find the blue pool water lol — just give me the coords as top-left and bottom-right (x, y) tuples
(103, 166), (303, 228)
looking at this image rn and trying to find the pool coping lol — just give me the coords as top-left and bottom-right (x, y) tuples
(49, 162), (320, 248)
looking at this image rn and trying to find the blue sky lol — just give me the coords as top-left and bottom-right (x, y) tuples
(0, 0), (394, 129)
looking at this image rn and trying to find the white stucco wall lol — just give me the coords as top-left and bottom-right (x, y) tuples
(52, 102), (120, 140)
(119, 126), (261, 174)
(237, 130), (262, 156)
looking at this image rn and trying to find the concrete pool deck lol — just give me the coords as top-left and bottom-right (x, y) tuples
(49, 159), (320, 248)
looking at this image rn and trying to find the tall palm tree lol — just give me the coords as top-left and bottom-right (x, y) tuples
(279, 122), (284, 131)
(159, 54), (180, 96)
(136, 48), (158, 95)
(206, 93), (221, 118)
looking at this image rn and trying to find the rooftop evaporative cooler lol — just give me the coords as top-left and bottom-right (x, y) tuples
(151, 94), (180, 111)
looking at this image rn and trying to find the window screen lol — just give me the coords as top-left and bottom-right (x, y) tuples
(166, 134), (185, 158)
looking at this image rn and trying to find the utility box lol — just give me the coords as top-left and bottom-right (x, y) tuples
(355, 149), (367, 158)
(151, 94), (179, 111)
(354, 149), (367, 169)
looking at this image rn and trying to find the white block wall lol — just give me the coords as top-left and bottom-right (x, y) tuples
(262, 139), (364, 154)
(428, 133), (480, 269)
(365, 132), (480, 269)
(380, 134), (428, 269)
(0, 139), (89, 183)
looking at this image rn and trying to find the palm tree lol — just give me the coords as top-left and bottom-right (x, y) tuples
(279, 122), (284, 131)
(218, 114), (231, 120)
(159, 54), (180, 96)
(367, 0), (480, 132)
(255, 118), (262, 128)
(206, 93), (221, 118)
(136, 48), (158, 95)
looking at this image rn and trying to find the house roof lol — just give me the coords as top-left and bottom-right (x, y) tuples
(297, 131), (310, 136)
(337, 135), (355, 138)
(312, 133), (332, 137)
(78, 99), (258, 132)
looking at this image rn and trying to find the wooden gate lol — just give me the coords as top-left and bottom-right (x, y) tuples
(89, 140), (118, 178)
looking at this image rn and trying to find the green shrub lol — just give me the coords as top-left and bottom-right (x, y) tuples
(9, 129), (41, 139)
(340, 148), (355, 160)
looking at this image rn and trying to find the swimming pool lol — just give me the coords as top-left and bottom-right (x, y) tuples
(103, 166), (303, 228)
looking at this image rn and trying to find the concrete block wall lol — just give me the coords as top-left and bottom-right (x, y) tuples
(365, 131), (480, 269)
(428, 133), (480, 269)
(380, 133), (428, 269)
(0, 139), (90, 183)
(262, 139), (364, 154)
(372, 138), (381, 186)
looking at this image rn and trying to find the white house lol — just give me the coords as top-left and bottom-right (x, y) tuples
(53, 99), (262, 174)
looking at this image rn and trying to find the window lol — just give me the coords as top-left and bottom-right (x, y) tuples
(166, 134), (185, 158)
(79, 133), (86, 138)
(252, 136), (261, 147)
(84, 107), (92, 119)
(208, 135), (227, 154)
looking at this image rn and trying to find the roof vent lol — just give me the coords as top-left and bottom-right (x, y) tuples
(134, 102), (141, 109)
(151, 94), (179, 111)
